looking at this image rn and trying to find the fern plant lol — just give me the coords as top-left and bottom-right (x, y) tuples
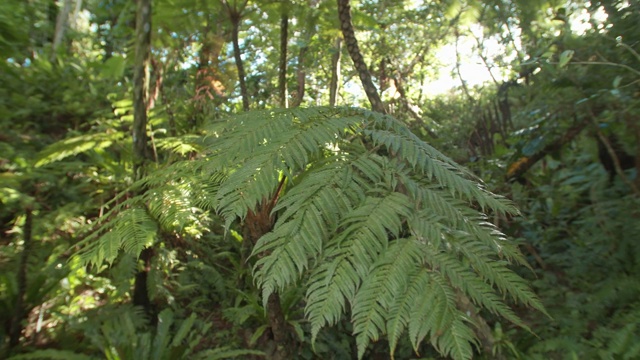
(78, 107), (544, 359)
(7, 307), (264, 360)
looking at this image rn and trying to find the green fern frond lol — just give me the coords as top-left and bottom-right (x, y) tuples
(35, 131), (126, 167)
(75, 107), (544, 360)
(76, 160), (224, 269)
(196, 107), (542, 359)
(214, 153), (281, 228)
(78, 206), (157, 267)
(435, 316), (476, 360)
(155, 135), (201, 155)
(331, 192), (413, 278)
(305, 252), (360, 343)
(352, 238), (424, 357)
(425, 248), (527, 328)
(140, 161), (223, 213)
(270, 158), (361, 227)
(146, 181), (203, 233)
(407, 272), (456, 349)
(364, 127), (514, 215)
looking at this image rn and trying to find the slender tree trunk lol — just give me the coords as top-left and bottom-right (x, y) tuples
(133, 0), (152, 172)
(291, 0), (319, 107)
(329, 37), (342, 106)
(132, 0), (154, 315)
(193, 19), (226, 127)
(293, 46), (307, 107)
(51, 0), (73, 58)
(337, 0), (385, 113)
(132, 247), (155, 318)
(230, 11), (250, 111)
(454, 29), (474, 103)
(147, 57), (162, 162)
(70, 0), (83, 29)
(8, 209), (33, 352)
(279, 13), (289, 108)
(47, 0), (58, 44)
(148, 57), (163, 111)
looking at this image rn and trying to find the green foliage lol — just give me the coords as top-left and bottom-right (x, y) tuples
(511, 161), (640, 358)
(9, 306), (263, 360)
(78, 107), (543, 359)
(8, 0), (637, 357)
(35, 132), (127, 168)
(8, 350), (96, 360)
(91, 308), (204, 360)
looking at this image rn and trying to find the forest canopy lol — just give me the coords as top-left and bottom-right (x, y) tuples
(1, 0), (639, 359)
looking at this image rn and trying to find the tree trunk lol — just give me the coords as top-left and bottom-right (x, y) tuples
(51, 0), (73, 58)
(193, 19), (226, 128)
(132, 0), (154, 315)
(242, 182), (293, 359)
(454, 28), (473, 103)
(278, 13), (289, 108)
(230, 11), (250, 111)
(329, 37), (342, 106)
(293, 46), (307, 107)
(133, 247), (155, 320)
(337, 0), (385, 113)
(133, 0), (152, 171)
(291, 0), (319, 108)
(266, 292), (292, 360)
(70, 0), (83, 30)
(148, 57), (163, 111)
(506, 121), (587, 181)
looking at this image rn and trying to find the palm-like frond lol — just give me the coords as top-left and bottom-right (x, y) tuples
(197, 107), (543, 359)
(35, 131), (126, 168)
(78, 206), (157, 267)
(78, 106), (544, 360)
(75, 159), (223, 267)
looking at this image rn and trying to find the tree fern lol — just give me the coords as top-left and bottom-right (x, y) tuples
(77, 206), (157, 267)
(78, 106), (544, 359)
(76, 163), (220, 266)
(202, 107), (543, 359)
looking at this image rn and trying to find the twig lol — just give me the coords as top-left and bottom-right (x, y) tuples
(589, 109), (640, 195)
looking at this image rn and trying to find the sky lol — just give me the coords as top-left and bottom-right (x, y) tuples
(419, 4), (609, 96)
(423, 34), (507, 96)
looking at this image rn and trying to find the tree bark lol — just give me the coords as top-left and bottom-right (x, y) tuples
(337, 0), (385, 114)
(132, 0), (154, 315)
(506, 121), (587, 181)
(243, 190), (294, 359)
(279, 13), (289, 108)
(193, 18), (226, 128)
(329, 37), (342, 106)
(70, 0), (83, 30)
(51, 0), (73, 58)
(231, 18), (249, 111)
(454, 29), (474, 103)
(226, 1), (250, 111)
(291, 1), (319, 107)
(133, 0), (152, 171)
(148, 57), (163, 111)
(266, 292), (291, 360)
(293, 46), (307, 107)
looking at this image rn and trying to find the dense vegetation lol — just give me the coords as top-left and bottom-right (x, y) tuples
(1, 0), (638, 359)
